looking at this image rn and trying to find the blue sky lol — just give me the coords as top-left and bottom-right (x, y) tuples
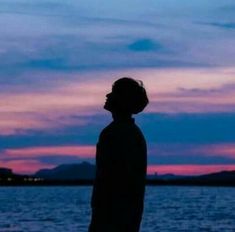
(0, 0), (235, 175)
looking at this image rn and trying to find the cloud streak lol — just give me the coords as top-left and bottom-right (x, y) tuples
(148, 143), (235, 164)
(1, 0), (235, 80)
(3, 145), (95, 159)
(1, 67), (235, 135)
(203, 22), (235, 30)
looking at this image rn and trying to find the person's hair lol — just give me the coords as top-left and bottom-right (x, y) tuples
(112, 77), (149, 114)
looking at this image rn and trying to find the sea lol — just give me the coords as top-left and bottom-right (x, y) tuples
(0, 186), (235, 232)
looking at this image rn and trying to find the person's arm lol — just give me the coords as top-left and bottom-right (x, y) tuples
(91, 130), (111, 208)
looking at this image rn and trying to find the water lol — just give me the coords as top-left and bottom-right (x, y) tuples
(0, 186), (235, 232)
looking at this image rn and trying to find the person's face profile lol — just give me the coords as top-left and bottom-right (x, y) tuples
(104, 90), (114, 112)
(104, 86), (120, 112)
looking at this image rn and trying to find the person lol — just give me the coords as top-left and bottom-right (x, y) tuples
(89, 77), (149, 232)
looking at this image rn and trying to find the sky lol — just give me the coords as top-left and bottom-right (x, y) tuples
(1, 0), (235, 175)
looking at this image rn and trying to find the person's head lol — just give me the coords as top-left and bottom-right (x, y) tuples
(104, 77), (149, 115)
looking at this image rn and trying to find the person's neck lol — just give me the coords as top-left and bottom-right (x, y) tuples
(112, 112), (132, 122)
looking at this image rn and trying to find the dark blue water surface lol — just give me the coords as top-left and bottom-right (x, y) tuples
(0, 186), (235, 232)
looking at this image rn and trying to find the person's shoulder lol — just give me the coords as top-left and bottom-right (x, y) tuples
(99, 122), (116, 139)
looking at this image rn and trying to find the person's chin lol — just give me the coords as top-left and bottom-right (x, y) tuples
(103, 102), (109, 110)
(104, 102), (112, 112)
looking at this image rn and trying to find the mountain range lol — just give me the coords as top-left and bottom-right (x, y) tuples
(34, 162), (96, 180)
(1, 162), (235, 186)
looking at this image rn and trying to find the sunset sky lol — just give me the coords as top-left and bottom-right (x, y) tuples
(1, 0), (235, 175)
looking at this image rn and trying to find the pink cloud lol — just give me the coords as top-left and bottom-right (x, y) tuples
(0, 77), (108, 135)
(1, 67), (235, 135)
(4, 145), (96, 159)
(196, 144), (235, 159)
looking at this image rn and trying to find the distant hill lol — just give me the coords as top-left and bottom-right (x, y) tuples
(147, 170), (235, 186)
(148, 173), (190, 180)
(0, 167), (28, 184)
(34, 162), (96, 180)
(0, 168), (13, 177)
(195, 170), (235, 182)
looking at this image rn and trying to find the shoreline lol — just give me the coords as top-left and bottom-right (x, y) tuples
(1, 179), (235, 187)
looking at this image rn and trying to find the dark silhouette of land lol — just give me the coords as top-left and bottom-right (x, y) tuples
(147, 170), (235, 187)
(1, 163), (235, 186)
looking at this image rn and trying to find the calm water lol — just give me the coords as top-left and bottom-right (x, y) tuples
(0, 186), (235, 232)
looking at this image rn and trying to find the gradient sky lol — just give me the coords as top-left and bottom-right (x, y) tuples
(1, 0), (235, 175)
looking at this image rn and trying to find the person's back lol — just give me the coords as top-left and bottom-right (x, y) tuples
(89, 77), (149, 232)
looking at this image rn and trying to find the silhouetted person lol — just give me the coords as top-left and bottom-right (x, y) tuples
(89, 77), (149, 232)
